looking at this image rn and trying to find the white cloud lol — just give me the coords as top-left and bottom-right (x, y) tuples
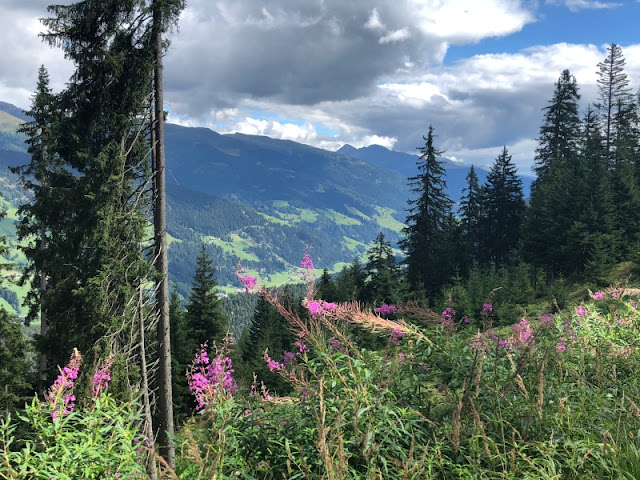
(364, 8), (384, 30)
(546, 0), (622, 12)
(408, 0), (535, 43)
(379, 28), (411, 44)
(447, 138), (539, 176)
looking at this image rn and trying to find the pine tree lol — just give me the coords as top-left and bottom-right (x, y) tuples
(363, 232), (399, 305)
(317, 268), (339, 302)
(533, 69), (581, 189)
(596, 43), (634, 165)
(401, 125), (453, 299)
(482, 146), (525, 269)
(459, 165), (483, 267)
(241, 293), (294, 395)
(183, 243), (228, 353)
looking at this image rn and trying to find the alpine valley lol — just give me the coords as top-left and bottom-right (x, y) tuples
(0, 101), (529, 316)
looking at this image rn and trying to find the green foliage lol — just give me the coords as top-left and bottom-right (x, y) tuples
(1, 394), (147, 479)
(401, 125), (454, 299)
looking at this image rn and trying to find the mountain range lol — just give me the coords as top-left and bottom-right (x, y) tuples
(0, 101), (530, 314)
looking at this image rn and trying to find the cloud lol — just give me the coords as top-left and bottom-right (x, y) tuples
(165, 0), (537, 114)
(546, 0), (623, 12)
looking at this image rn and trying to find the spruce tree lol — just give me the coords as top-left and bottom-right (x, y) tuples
(533, 69), (581, 190)
(363, 232), (399, 305)
(183, 243), (228, 354)
(317, 268), (339, 302)
(401, 125), (453, 299)
(482, 146), (525, 269)
(596, 43), (634, 165)
(459, 165), (483, 267)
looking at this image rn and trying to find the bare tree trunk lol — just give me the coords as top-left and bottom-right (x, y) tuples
(152, 2), (175, 469)
(39, 221), (48, 393)
(138, 286), (159, 480)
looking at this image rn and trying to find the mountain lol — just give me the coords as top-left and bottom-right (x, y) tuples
(338, 143), (532, 201)
(0, 102), (409, 305)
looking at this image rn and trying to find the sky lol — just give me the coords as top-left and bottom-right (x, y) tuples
(1, 0), (640, 176)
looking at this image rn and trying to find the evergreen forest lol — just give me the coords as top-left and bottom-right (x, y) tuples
(2, 2), (640, 478)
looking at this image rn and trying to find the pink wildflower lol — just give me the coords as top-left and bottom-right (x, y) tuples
(611, 291), (619, 298)
(592, 291), (605, 300)
(306, 300), (323, 317)
(265, 353), (284, 373)
(398, 352), (406, 362)
(300, 253), (314, 270)
(47, 348), (82, 420)
(374, 304), (397, 316)
(92, 355), (114, 398)
(323, 302), (337, 312)
(576, 305), (587, 316)
(240, 275), (257, 292)
(538, 313), (553, 325)
(295, 340), (308, 354)
(511, 318), (534, 346)
(390, 328), (405, 345)
(187, 345), (237, 411)
(482, 303), (493, 313)
(463, 315), (471, 324)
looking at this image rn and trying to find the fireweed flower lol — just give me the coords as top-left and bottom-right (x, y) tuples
(482, 303), (493, 313)
(47, 348), (82, 420)
(511, 318), (534, 347)
(390, 328), (405, 345)
(295, 340), (308, 354)
(538, 313), (553, 325)
(240, 275), (257, 292)
(463, 315), (471, 324)
(592, 291), (605, 300)
(300, 252), (315, 271)
(265, 353), (284, 373)
(187, 345), (237, 412)
(374, 304), (397, 316)
(306, 300), (323, 317)
(441, 307), (456, 330)
(576, 305), (587, 316)
(92, 354), (114, 398)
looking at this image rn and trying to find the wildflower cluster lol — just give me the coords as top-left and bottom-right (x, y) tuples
(305, 299), (337, 317)
(440, 307), (456, 331)
(46, 348), (82, 420)
(92, 355), (114, 398)
(374, 303), (397, 315)
(390, 328), (405, 345)
(187, 344), (237, 411)
(510, 318), (534, 347)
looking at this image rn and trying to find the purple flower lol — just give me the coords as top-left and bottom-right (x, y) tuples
(511, 318), (534, 346)
(240, 275), (257, 292)
(576, 305), (587, 316)
(47, 348), (82, 420)
(556, 342), (566, 353)
(611, 292), (619, 298)
(300, 253), (314, 270)
(295, 340), (308, 354)
(187, 345), (237, 411)
(482, 303), (493, 313)
(463, 315), (470, 324)
(592, 292), (604, 300)
(538, 313), (553, 325)
(374, 304), (397, 316)
(329, 338), (347, 354)
(631, 301), (638, 309)
(265, 354), (284, 373)
(282, 351), (297, 366)
(390, 328), (405, 345)
(323, 302), (337, 312)
(497, 339), (509, 348)
(92, 355), (114, 398)
(306, 300), (323, 317)
(398, 352), (406, 362)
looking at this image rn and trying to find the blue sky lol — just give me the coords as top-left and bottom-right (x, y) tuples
(1, 0), (639, 176)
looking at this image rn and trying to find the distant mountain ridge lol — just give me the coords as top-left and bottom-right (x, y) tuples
(0, 100), (530, 305)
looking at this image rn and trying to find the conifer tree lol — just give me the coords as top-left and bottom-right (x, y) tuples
(459, 165), (483, 266)
(596, 43), (634, 165)
(363, 232), (399, 305)
(482, 146), (525, 269)
(533, 69), (581, 190)
(401, 125), (453, 299)
(317, 268), (339, 302)
(241, 293), (294, 394)
(184, 244), (228, 353)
